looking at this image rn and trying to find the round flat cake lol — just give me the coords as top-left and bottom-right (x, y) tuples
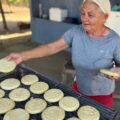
(0, 89), (5, 98)
(25, 98), (47, 114)
(59, 96), (80, 112)
(3, 108), (30, 120)
(0, 78), (20, 90)
(100, 69), (119, 77)
(21, 74), (39, 85)
(44, 88), (64, 103)
(77, 105), (100, 120)
(41, 106), (65, 120)
(0, 58), (16, 73)
(30, 82), (49, 94)
(67, 117), (80, 120)
(0, 98), (15, 114)
(9, 88), (30, 102)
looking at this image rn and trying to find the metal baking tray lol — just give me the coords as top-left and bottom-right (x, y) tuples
(0, 64), (120, 120)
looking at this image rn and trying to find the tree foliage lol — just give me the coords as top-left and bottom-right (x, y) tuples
(8, 0), (20, 4)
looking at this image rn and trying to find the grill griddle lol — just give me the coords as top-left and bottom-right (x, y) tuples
(0, 64), (120, 120)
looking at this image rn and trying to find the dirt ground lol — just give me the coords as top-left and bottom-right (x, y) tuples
(0, 4), (30, 33)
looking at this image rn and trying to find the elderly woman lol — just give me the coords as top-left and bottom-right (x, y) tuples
(7, 0), (120, 107)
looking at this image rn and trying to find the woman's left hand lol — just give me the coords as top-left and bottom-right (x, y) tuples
(107, 67), (120, 80)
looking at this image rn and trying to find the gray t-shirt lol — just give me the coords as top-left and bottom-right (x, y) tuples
(63, 25), (120, 96)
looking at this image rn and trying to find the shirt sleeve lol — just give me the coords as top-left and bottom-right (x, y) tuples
(62, 27), (76, 47)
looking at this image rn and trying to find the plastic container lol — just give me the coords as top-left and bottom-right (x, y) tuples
(49, 7), (68, 22)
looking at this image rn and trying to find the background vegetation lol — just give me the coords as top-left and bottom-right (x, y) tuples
(3, 0), (29, 7)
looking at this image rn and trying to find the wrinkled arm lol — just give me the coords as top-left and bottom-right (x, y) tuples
(21, 38), (68, 61)
(7, 38), (69, 64)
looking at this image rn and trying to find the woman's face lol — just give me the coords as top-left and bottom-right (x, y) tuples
(80, 1), (108, 32)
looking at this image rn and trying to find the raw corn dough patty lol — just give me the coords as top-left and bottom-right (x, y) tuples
(59, 96), (80, 112)
(30, 82), (49, 94)
(0, 98), (15, 114)
(3, 108), (30, 120)
(41, 106), (65, 120)
(44, 88), (64, 102)
(9, 88), (30, 102)
(21, 74), (39, 85)
(77, 105), (100, 120)
(0, 89), (5, 98)
(25, 98), (47, 114)
(100, 69), (119, 77)
(0, 78), (20, 90)
(0, 58), (16, 73)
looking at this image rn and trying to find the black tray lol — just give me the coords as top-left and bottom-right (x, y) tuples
(0, 64), (120, 120)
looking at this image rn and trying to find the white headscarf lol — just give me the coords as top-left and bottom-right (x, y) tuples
(83, 0), (111, 14)
(82, 0), (120, 35)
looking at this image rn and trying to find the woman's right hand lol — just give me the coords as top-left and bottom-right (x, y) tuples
(6, 53), (24, 65)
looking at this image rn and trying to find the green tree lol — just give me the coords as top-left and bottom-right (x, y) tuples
(8, 0), (20, 4)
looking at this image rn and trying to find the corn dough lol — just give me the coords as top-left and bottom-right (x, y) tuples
(30, 82), (49, 94)
(44, 88), (64, 103)
(0, 78), (20, 90)
(0, 58), (16, 73)
(77, 105), (100, 120)
(100, 69), (119, 77)
(25, 98), (47, 114)
(41, 106), (65, 120)
(0, 98), (15, 114)
(3, 108), (29, 120)
(0, 89), (5, 98)
(21, 74), (39, 85)
(9, 88), (30, 102)
(59, 96), (80, 112)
